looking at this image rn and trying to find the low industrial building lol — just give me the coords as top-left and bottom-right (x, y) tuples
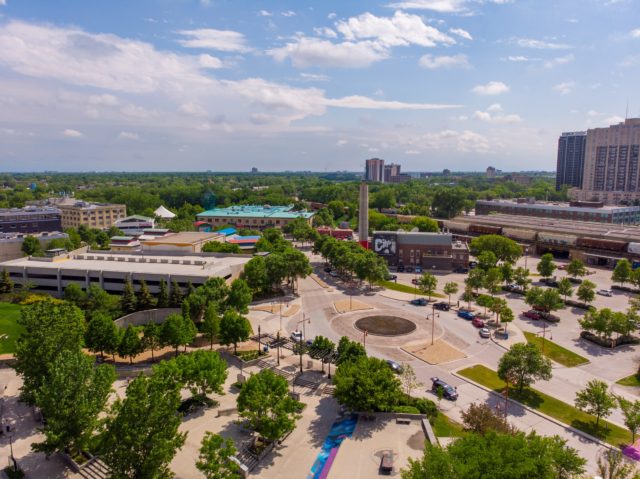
(1, 251), (250, 296)
(475, 198), (640, 224)
(141, 232), (223, 254)
(372, 231), (469, 270)
(444, 214), (640, 268)
(0, 207), (62, 234)
(0, 232), (68, 262)
(196, 205), (314, 230)
(114, 215), (155, 235)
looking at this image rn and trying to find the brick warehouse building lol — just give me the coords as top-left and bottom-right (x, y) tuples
(372, 231), (469, 271)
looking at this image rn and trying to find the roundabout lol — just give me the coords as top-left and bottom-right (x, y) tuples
(354, 316), (417, 336)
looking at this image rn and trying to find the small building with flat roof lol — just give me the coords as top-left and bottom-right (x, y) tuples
(196, 205), (314, 230)
(141, 232), (223, 254)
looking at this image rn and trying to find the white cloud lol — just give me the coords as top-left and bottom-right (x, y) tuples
(472, 81), (509, 95)
(336, 139), (349, 146)
(200, 0), (211, 6)
(631, 28), (640, 38)
(281, 11), (296, 17)
(313, 27), (338, 38)
(176, 28), (250, 52)
(419, 53), (470, 69)
(487, 103), (502, 112)
(449, 28), (472, 40)
(325, 95), (462, 110)
(504, 55), (530, 62)
(603, 115), (624, 125)
(543, 53), (574, 68)
(88, 94), (119, 106)
(117, 131), (139, 140)
(473, 105), (522, 123)
(328, 12), (337, 19)
(385, 0), (468, 13)
(552, 81), (575, 94)
(199, 54), (224, 69)
(62, 129), (83, 138)
(259, 10), (272, 17)
(511, 37), (572, 49)
(179, 102), (208, 117)
(269, 38), (387, 68)
(299, 72), (331, 82)
(335, 11), (455, 48)
(0, 0), (7, 5)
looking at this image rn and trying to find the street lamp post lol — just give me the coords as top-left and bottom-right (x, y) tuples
(363, 329), (368, 349)
(276, 330), (280, 366)
(431, 304), (437, 346)
(524, 246), (530, 270)
(257, 325), (261, 353)
(297, 315), (310, 373)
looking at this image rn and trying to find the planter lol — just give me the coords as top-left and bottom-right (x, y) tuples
(62, 451), (94, 473)
(612, 284), (640, 294)
(580, 331), (640, 348)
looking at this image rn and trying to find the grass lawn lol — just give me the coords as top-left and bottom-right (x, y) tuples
(523, 332), (589, 367)
(458, 364), (631, 447)
(0, 302), (23, 354)
(432, 412), (465, 438)
(378, 280), (445, 298)
(616, 374), (640, 387)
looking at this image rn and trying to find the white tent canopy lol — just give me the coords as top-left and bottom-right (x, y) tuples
(154, 205), (176, 219)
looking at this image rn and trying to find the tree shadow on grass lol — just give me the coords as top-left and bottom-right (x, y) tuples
(569, 419), (616, 444)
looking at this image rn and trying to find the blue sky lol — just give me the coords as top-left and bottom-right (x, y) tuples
(0, 0), (638, 172)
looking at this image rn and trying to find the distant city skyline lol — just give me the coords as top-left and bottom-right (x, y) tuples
(0, 0), (638, 172)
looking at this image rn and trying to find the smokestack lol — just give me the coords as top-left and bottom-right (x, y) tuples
(359, 181), (369, 248)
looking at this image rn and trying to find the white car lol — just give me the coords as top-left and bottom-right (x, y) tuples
(290, 330), (304, 342)
(479, 328), (491, 338)
(597, 289), (613, 297)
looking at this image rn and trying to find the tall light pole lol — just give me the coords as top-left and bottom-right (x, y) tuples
(431, 304), (437, 346)
(297, 315), (310, 373)
(276, 330), (280, 366)
(524, 246), (529, 270)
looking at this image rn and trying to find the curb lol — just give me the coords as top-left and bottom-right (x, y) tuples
(452, 367), (614, 451)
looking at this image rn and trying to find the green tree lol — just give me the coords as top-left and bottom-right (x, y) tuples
(137, 279), (155, 311)
(576, 280), (596, 306)
(418, 272), (438, 301)
(176, 350), (228, 400)
(336, 336), (366, 365)
(33, 349), (115, 457)
(15, 300), (86, 405)
(219, 310), (251, 355)
(142, 322), (161, 361)
(537, 253), (556, 280)
(400, 363), (423, 397)
(574, 379), (616, 431)
(466, 268), (485, 295)
(120, 277), (137, 315)
(64, 283), (86, 306)
(484, 267), (503, 297)
(431, 187), (468, 220)
(237, 369), (301, 442)
(410, 216), (439, 233)
(500, 262), (514, 286)
(469, 235), (522, 264)
(334, 356), (402, 412)
(169, 280), (183, 307)
(196, 432), (241, 479)
(498, 343), (552, 394)
(161, 314), (189, 356)
(157, 279), (170, 308)
(21, 235), (43, 256)
(118, 325), (143, 364)
(477, 251), (498, 272)
(85, 312), (120, 360)
(202, 241), (242, 254)
(566, 259), (587, 281)
(500, 306), (515, 332)
(596, 448), (638, 479)
(308, 336), (335, 373)
(202, 303), (221, 350)
(513, 267), (531, 291)
(476, 294), (494, 317)
(557, 277), (573, 302)
(402, 431), (585, 479)
(525, 287), (563, 314)
(617, 396), (640, 442)
(460, 402), (513, 436)
(0, 268), (13, 294)
(443, 282), (458, 305)
(226, 279), (252, 314)
(99, 374), (186, 479)
(613, 259), (633, 286)
(241, 256), (269, 294)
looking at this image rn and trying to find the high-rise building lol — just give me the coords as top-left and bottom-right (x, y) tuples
(383, 163), (400, 182)
(571, 118), (640, 204)
(556, 131), (587, 191)
(358, 182), (369, 247)
(365, 158), (385, 182)
(486, 166), (497, 178)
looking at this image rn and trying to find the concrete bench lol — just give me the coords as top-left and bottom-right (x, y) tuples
(396, 418), (411, 425)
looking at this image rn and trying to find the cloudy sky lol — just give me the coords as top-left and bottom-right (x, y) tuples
(0, 0), (638, 172)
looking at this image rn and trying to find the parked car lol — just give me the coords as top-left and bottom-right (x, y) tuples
(545, 280), (559, 288)
(431, 377), (458, 401)
(434, 302), (450, 311)
(453, 266), (469, 274)
(410, 298), (428, 306)
(523, 310), (542, 320)
(479, 327), (491, 338)
(471, 317), (485, 328)
(598, 289), (613, 297)
(386, 360), (404, 374)
(397, 264), (405, 272)
(323, 266), (332, 273)
(411, 278), (420, 285)
(469, 261), (478, 269)
(458, 310), (475, 320)
(406, 266), (414, 273)
(386, 274), (398, 281)
(414, 267), (423, 273)
(290, 331), (304, 342)
(540, 311), (561, 323)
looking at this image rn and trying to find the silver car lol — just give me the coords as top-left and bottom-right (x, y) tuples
(479, 328), (491, 338)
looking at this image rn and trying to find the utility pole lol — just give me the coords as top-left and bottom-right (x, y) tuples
(276, 330), (280, 366)
(431, 304), (436, 346)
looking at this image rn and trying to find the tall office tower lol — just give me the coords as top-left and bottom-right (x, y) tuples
(358, 181), (369, 248)
(572, 118), (640, 204)
(365, 158), (385, 182)
(383, 163), (401, 182)
(555, 132), (587, 191)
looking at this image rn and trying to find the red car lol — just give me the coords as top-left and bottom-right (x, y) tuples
(411, 278), (419, 285)
(523, 310), (541, 320)
(471, 317), (485, 328)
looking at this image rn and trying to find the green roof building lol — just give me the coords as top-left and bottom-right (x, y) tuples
(196, 205), (314, 230)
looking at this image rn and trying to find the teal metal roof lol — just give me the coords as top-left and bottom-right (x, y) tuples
(197, 205), (314, 219)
